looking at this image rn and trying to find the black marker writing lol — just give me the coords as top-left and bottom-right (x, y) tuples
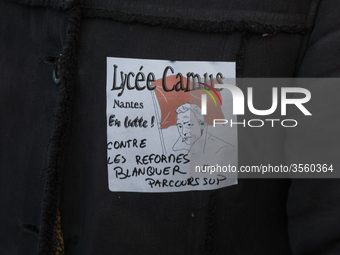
(113, 165), (184, 180)
(203, 175), (227, 185)
(135, 153), (190, 165)
(124, 116), (148, 128)
(111, 64), (156, 97)
(113, 99), (144, 109)
(107, 154), (126, 164)
(107, 139), (147, 150)
(145, 177), (200, 188)
(109, 115), (121, 127)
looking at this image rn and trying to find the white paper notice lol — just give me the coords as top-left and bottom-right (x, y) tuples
(107, 57), (238, 192)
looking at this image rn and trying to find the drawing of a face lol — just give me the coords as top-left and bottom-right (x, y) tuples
(176, 110), (203, 145)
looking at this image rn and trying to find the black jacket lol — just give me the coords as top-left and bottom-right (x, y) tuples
(1, 0), (340, 254)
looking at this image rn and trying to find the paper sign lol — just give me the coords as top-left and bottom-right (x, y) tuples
(107, 57), (238, 192)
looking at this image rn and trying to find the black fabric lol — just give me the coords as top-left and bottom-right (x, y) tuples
(0, 1), (67, 254)
(37, 2), (81, 254)
(285, 1), (340, 254)
(296, 0), (340, 77)
(81, 0), (313, 27)
(1, 0), (340, 255)
(5, 0), (70, 10)
(59, 1), (309, 255)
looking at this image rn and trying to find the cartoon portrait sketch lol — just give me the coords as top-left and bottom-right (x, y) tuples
(150, 75), (236, 158)
(173, 103), (234, 155)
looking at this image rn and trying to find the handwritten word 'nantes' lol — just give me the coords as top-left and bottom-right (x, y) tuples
(113, 100), (144, 109)
(111, 65), (224, 96)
